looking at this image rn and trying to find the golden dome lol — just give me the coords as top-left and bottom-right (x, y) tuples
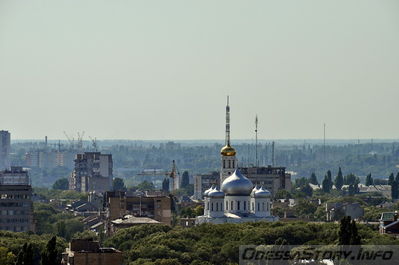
(220, 144), (236, 156)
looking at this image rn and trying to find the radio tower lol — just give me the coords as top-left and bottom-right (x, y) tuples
(255, 115), (259, 167)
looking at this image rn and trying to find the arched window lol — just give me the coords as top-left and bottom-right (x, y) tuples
(252, 202), (255, 211)
(232, 160), (235, 168)
(237, 201), (240, 211)
(226, 201), (228, 210)
(216, 202), (219, 211)
(228, 160), (231, 168)
(211, 203), (214, 211)
(207, 202), (209, 211)
(231, 201), (234, 210)
(243, 201), (246, 211)
(262, 202), (265, 211)
(257, 203), (260, 211)
(223, 160), (226, 169)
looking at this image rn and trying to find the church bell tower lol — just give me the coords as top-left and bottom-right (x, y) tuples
(220, 96), (237, 184)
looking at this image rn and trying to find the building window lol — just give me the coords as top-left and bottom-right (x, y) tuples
(211, 203), (214, 211)
(228, 160), (231, 168)
(226, 201), (228, 210)
(243, 201), (246, 211)
(232, 160), (235, 168)
(262, 202), (265, 211)
(223, 160), (226, 168)
(231, 201), (233, 210)
(252, 202), (254, 211)
(207, 202), (209, 210)
(237, 201), (240, 211)
(257, 203), (260, 211)
(216, 202), (219, 211)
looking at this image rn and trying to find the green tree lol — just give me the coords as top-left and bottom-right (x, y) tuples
(322, 171), (333, 193)
(300, 184), (313, 197)
(113, 177), (126, 191)
(0, 247), (15, 265)
(335, 167), (344, 191)
(181, 171), (190, 188)
(15, 243), (33, 265)
(365, 174), (373, 186)
(388, 173), (395, 186)
(137, 181), (155, 191)
(162, 178), (169, 192)
(41, 236), (58, 265)
(52, 178), (69, 190)
(309, 173), (318, 185)
(391, 180), (399, 200)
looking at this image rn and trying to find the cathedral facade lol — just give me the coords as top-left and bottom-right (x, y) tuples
(196, 98), (278, 224)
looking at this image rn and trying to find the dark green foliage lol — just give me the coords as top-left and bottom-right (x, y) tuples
(322, 171), (333, 193)
(136, 181), (155, 191)
(274, 189), (292, 199)
(300, 184), (313, 197)
(181, 171), (190, 188)
(112, 177), (126, 191)
(162, 178), (169, 192)
(52, 178), (69, 190)
(388, 173), (395, 186)
(34, 203), (84, 239)
(334, 167), (344, 191)
(365, 174), (373, 186)
(104, 222), (395, 265)
(391, 180), (399, 200)
(338, 216), (361, 245)
(41, 236), (59, 265)
(310, 173), (318, 185)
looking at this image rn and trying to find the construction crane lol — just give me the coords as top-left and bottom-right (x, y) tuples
(63, 131), (75, 149)
(89, 136), (98, 152)
(77, 131), (85, 150)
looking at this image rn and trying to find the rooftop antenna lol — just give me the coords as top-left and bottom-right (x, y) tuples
(255, 115), (259, 167)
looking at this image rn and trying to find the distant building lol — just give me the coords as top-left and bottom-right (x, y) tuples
(104, 191), (172, 234)
(69, 152), (113, 193)
(379, 212), (399, 234)
(61, 239), (122, 265)
(326, 202), (364, 222)
(0, 131), (11, 170)
(0, 166), (35, 232)
(193, 172), (220, 200)
(239, 166), (292, 196)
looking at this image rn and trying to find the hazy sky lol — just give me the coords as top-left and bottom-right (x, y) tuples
(1, 0), (399, 140)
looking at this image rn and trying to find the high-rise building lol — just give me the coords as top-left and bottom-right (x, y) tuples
(69, 152), (113, 193)
(0, 166), (35, 232)
(239, 166), (292, 196)
(0, 131), (11, 170)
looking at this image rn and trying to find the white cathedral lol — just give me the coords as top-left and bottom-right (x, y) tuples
(196, 98), (278, 224)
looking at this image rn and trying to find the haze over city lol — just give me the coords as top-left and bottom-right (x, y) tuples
(1, 0), (399, 140)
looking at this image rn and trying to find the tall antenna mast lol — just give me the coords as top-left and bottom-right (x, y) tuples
(255, 115), (258, 167)
(272, 141), (275, 166)
(225, 96), (231, 146)
(323, 123), (326, 161)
